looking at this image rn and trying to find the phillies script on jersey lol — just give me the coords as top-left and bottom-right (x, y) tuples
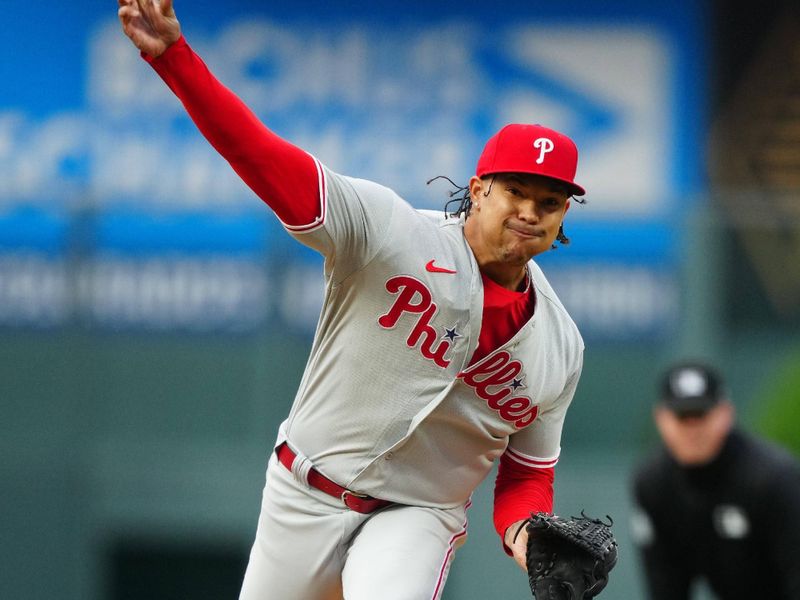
(378, 274), (539, 429)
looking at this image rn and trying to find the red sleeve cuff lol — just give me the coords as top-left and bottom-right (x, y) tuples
(493, 452), (554, 554)
(141, 34), (187, 64)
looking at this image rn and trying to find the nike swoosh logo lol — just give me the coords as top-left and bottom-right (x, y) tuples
(426, 260), (457, 274)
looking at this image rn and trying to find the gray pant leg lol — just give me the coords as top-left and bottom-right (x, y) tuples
(239, 455), (364, 600)
(341, 502), (469, 600)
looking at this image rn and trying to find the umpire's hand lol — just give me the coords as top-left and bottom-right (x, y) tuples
(118, 0), (181, 58)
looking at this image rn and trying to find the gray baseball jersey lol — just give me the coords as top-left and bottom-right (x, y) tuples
(275, 157), (584, 508)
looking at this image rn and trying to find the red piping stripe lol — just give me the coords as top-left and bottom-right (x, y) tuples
(430, 498), (472, 600)
(506, 447), (559, 469)
(282, 157), (327, 233)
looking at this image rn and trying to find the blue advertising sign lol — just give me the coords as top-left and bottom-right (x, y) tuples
(0, 0), (705, 338)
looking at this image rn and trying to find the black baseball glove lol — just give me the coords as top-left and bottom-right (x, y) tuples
(525, 512), (618, 599)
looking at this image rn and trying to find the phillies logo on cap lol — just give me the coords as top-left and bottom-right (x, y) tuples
(533, 137), (555, 164)
(475, 124), (586, 197)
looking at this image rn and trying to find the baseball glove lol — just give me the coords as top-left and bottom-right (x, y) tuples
(525, 511), (618, 599)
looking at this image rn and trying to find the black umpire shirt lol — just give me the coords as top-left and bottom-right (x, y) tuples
(631, 429), (800, 600)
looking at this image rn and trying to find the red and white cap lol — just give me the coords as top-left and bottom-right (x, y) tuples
(475, 123), (586, 197)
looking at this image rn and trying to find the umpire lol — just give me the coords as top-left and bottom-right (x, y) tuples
(630, 361), (800, 599)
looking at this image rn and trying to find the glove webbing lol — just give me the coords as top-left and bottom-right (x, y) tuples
(542, 515), (616, 560)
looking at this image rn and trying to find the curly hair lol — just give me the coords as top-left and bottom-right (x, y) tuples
(426, 175), (585, 249)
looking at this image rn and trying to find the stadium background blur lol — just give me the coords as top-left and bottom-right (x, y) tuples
(2, 0), (799, 598)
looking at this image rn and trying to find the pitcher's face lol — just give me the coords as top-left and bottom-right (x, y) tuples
(465, 173), (570, 267)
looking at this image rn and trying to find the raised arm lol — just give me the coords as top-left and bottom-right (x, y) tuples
(118, 0), (323, 229)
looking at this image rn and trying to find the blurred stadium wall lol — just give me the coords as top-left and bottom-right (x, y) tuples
(1, 1), (798, 599)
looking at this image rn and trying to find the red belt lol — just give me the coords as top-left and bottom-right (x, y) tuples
(276, 442), (392, 514)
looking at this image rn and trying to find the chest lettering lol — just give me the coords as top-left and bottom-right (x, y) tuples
(377, 275), (454, 369)
(458, 351), (539, 428)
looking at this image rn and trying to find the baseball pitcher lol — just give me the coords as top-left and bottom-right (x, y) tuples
(118, 1), (617, 598)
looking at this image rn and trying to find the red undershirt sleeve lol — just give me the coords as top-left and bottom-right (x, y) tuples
(142, 36), (322, 228)
(494, 451), (555, 553)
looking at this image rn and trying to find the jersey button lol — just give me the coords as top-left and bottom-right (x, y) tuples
(385, 452), (394, 460)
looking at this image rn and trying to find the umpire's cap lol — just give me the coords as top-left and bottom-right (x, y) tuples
(659, 361), (726, 417)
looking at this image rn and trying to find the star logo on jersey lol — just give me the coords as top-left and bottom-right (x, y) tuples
(425, 260), (457, 274)
(510, 377), (526, 391)
(458, 350), (539, 429)
(443, 326), (461, 342)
